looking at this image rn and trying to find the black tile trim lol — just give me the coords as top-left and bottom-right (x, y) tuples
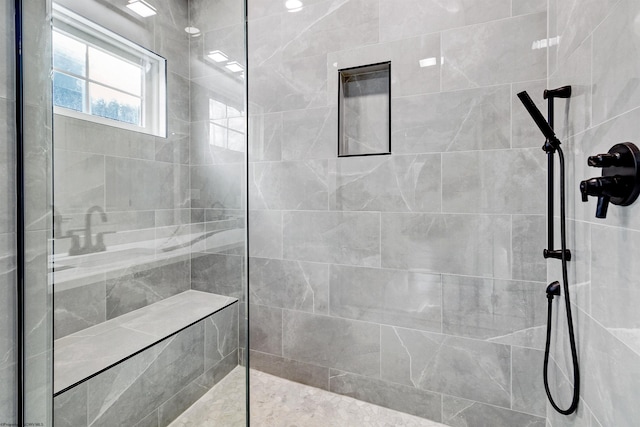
(14, 0), (25, 424)
(337, 61), (392, 158)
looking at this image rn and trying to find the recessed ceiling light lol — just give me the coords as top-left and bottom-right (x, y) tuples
(207, 50), (229, 63)
(126, 0), (157, 17)
(419, 57), (437, 68)
(225, 61), (244, 73)
(185, 26), (201, 36)
(285, 0), (303, 12)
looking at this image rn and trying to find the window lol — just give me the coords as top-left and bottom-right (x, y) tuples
(52, 4), (167, 137)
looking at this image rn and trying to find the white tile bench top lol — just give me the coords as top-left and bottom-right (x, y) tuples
(54, 290), (237, 394)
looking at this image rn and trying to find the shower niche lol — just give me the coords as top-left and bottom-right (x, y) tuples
(338, 61), (391, 157)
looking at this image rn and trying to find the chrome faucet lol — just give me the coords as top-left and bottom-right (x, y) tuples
(80, 205), (107, 254)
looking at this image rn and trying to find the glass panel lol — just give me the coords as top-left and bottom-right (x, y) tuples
(209, 98), (228, 120)
(210, 118), (245, 152)
(227, 130), (245, 152)
(88, 47), (142, 96)
(210, 121), (228, 147)
(53, 30), (86, 76)
(227, 117), (245, 152)
(89, 83), (141, 125)
(21, 0), (54, 425)
(52, 71), (85, 112)
(227, 105), (243, 119)
(50, 1), (247, 426)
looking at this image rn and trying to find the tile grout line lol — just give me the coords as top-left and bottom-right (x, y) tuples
(590, 33), (593, 130)
(510, 215), (514, 279)
(379, 211), (382, 268)
(510, 344), (513, 410)
(379, 323), (382, 380)
(439, 274), (443, 335)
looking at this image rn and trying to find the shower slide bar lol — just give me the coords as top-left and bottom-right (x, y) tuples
(517, 87), (572, 260)
(541, 86), (572, 261)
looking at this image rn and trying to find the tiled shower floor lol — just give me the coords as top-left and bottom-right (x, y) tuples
(170, 367), (448, 427)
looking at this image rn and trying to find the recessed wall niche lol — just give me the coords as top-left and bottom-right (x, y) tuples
(338, 62), (391, 157)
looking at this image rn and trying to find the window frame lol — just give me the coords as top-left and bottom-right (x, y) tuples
(52, 4), (167, 138)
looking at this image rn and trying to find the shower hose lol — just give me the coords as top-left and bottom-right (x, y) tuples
(543, 145), (580, 415)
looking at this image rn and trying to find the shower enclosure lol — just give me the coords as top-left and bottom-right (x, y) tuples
(6, 0), (640, 426)
(8, 0), (248, 425)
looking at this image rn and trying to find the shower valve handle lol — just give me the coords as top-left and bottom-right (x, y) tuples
(580, 176), (626, 198)
(588, 153), (622, 168)
(579, 177), (626, 218)
(580, 142), (640, 219)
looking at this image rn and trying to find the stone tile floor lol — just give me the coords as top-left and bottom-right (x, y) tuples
(170, 367), (448, 427)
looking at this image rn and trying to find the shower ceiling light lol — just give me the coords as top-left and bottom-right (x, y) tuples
(225, 61), (244, 72)
(207, 50), (229, 63)
(419, 57), (437, 67)
(185, 26), (201, 36)
(285, 0), (303, 12)
(126, 0), (157, 17)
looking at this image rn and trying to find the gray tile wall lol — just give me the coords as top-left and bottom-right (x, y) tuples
(248, 0), (549, 425)
(547, 0), (640, 425)
(0, 1), (16, 423)
(53, 303), (239, 427)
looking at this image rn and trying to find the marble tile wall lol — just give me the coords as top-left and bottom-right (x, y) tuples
(247, 0), (549, 425)
(546, 0), (640, 425)
(0, 1), (16, 423)
(53, 303), (239, 427)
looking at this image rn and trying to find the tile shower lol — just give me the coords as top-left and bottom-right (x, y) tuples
(246, 0), (640, 425)
(247, 0), (548, 425)
(0, 0), (639, 427)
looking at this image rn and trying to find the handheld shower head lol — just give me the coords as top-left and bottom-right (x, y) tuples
(517, 91), (561, 147)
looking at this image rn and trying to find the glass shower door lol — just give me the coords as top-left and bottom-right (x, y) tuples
(47, 0), (249, 425)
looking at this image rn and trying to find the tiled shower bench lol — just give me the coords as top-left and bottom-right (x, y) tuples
(53, 290), (239, 427)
